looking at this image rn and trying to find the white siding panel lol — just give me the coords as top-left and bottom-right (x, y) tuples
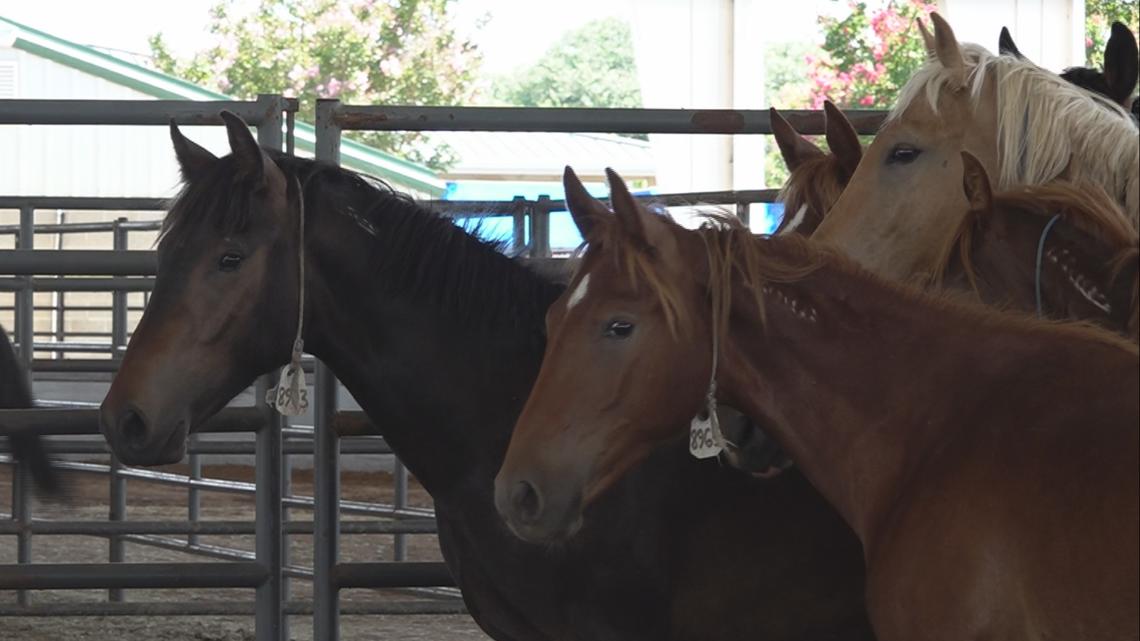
(0, 48), (234, 198)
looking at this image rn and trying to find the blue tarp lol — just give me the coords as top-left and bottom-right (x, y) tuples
(444, 181), (783, 250)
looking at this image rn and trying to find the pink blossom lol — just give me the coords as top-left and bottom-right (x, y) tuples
(859, 95), (874, 106)
(325, 78), (343, 97)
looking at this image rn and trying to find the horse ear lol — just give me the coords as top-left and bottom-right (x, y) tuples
(960, 152), (993, 212)
(823, 101), (862, 181)
(770, 107), (823, 171)
(929, 13), (967, 86)
(220, 110), (288, 200)
(917, 16), (937, 59)
(562, 166), (609, 242)
(998, 26), (1024, 59)
(605, 167), (669, 251)
(1103, 21), (1139, 105)
(169, 120), (217, 182)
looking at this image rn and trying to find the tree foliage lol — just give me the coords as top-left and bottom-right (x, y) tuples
(489, 17), (642, 109)
(150, 0), (482, 169)
(808, 0), (936, 110)
(1085, 0), (1139, 67)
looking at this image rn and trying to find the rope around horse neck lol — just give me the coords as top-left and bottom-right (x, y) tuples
(1035, 214), (1062, 318)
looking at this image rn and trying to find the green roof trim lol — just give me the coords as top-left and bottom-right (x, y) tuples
(0, 15), (445, 196)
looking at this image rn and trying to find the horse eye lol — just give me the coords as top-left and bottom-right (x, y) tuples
(886, 145), (921, 165)
(218, 252), (244, 272)
(604, 320), (635, 339)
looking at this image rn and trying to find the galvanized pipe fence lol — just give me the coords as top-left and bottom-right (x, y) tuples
(1, 97), (888, 640)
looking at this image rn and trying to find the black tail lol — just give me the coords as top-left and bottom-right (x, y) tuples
(1, 325), (64, 496)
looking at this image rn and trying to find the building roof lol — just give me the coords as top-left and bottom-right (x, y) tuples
(433, 131), (655, 183)
(0, 15), (445, 196)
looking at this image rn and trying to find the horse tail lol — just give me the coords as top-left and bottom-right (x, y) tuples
(1, 326), (64, 496)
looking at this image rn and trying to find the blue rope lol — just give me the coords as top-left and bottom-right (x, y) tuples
(1035, 214), (1062, 317)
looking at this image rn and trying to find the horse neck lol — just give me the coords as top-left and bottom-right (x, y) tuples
(715, 247), (1057, 547)
(298, 187), (559, 497)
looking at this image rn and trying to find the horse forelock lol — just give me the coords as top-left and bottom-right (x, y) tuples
(778, 154), (848, 232)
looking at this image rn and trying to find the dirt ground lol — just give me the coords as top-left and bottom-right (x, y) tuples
(0, 463), (492, 641)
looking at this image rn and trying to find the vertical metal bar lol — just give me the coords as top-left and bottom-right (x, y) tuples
(111, 218), (128, 357)
(52, 210), (66, 360)
(511, 196), (526, 254)
(15, 206), (34, 369)
(108, 457), (126, 602)
(254, 374), (285, 641)
(532, 196), (552, 258)
(313, 98), (343, 640)
(187, 435), (202, 548)
(313, 362), (340, 641)
(12, 454), (31, 606)
(393, 460), (408, 561)
(254, 97), (287, 641)
(736, 201), (751, 228)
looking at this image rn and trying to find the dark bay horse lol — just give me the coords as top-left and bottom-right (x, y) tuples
(938, 152), (1139, 340)
(495, 167), (1139, 641)
(98, 113), (871, 641)
(1, 324), (61, 494)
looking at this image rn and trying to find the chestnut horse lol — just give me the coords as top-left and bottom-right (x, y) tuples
(99, 113), (872, 641)
(770, 102), (862, 237)
(495, 166), (1139, 641)
(937, 152), (1139, 340)
(815, 13), (1138, 282)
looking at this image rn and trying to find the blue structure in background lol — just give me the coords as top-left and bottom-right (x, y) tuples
(443, 181), (783, 252)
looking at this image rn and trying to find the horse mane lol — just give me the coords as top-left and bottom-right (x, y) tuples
(891, 43), (1139, 222)
(160, 152), (561, 341)
(777, 153), (848, 231)
(934, 182), (1139, 308)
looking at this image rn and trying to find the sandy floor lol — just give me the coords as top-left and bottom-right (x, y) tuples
(0, 463), (492, 641)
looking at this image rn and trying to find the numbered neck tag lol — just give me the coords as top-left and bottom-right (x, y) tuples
(689, 397), (724, 459)
(266, 338), (309, 416)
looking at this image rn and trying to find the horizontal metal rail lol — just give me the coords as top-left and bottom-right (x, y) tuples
(0, 519), (438, 536)
(0, 562), (267, 590)
(0, 600), (468, 617)
(0, 96), (286, 126)
(324, 103), (888, 135)
(0, 407), (265, 436)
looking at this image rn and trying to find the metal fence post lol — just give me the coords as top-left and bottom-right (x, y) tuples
(532, 196), (552, 258)
(111, 218), (128, 356)
(15, 206), (34, 369)
(108, 457), (126, 602)
(510, 196), (527, 254)
(254, 374), (284, 641)
(393, 460), (408, 561)
(12, 454), (31, 606)
(314, 98), (343, 641)
(254, 96), (287, 641)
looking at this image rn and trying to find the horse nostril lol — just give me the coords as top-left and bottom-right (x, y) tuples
(119, 408), (148, 450)
(509, 480), (543, 525)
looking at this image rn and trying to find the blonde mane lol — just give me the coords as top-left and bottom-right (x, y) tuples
(891, 43), (1140, 227)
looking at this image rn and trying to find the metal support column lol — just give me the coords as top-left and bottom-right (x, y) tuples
(12, 455), (31, 606)
(532, 196), (552, 258)
(15, 206), (34, 369)
(254, 96), (287, 641)
(313, 98), (342, 641)
(393, 461), (408, 561)
(108, 457), (127, 602)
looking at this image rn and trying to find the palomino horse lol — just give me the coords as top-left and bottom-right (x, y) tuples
(999, 22), (1139, 114)
(815, 13), (1139, 282)
(495, 167), (1139, 641)
(938, 152), (1139, 340)
(99, 113), (872, 641)
(770, 101), (862, 236)
(1, 324), (61, 494)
